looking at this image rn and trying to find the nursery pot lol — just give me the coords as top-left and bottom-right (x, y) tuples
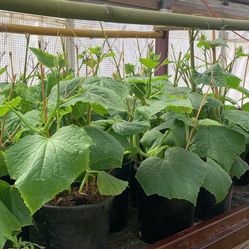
(128, 161), (139, 208)
(195, 186), (233, 220)
(137, 186), (195, 244)
(109, 159), (130, 233)
(30, 197), (114, 249)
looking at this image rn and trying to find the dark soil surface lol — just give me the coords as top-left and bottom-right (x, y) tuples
(47, 187), (108, 206)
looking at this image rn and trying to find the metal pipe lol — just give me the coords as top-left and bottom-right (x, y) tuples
(1, 0), (249, 30)
(0, 23), (164, 38)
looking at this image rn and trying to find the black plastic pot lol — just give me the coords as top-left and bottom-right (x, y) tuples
(128, 161), (139, 208)
(195, 187), (233, 220)
(109, 159), (130, 233)
(234, 151), (249, 185)
(137, 186), (195, 244)
(29, 197), (114, 249)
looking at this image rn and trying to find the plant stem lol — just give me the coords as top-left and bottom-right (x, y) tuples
(40, 64), (48, 123)
(23, 34), (30, 84)
(87, 103), (92, 125)
(43, 71), (60, 133)
(79, 172), (89, 193)
(146, 70), (152, 98)
(188, 29), (196, 92)
(185, 85), (212, 150)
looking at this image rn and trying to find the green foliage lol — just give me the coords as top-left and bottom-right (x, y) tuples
(136, 147), (207, 205)
(190, 126), (246, 173)
(84, 126), (124, 170)
(5, 126), (92, 213)
(97, 171), (128, 196)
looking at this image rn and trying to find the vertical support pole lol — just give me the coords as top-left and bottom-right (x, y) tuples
(155, 0), (171, 75)
(155, 31), (169, 75)
(65, 19), (76, 71)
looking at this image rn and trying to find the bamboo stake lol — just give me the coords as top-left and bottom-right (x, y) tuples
(0, 23), (164, 39)
(1, 0), (249, 30)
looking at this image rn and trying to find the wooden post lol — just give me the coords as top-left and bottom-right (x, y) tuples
(155, 0), (170, 75)
(155, 31), (169, 75)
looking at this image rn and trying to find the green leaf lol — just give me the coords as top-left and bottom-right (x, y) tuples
(209, 38), (228, 48)
(231, 157), (249, 179)
(30, 47), (56, 68)
(5, 125), (92, 213)
(0, 181), (32, 226)
(0, 151), (8, 177)
(135, 101), (167, 120)
(224, 110), (249, 132)
(83, 77), (129, 100)
(0, 200), (21, 249)
(0, 97), (22, 117)
(188, 92), (207, 110)
(202, 158), (232, 203)
(136, 147), (207, 205)
(112, 120), (150, 136)
(84, 126), (124, 170)
(194, 64), (241, 88)
(97, 171), (128, 196)
(139, 58), (159, 69)
(48, 77), (83, 106)
(141, 129), (163, 150)
(190, 126), (246, 173)
(0, 67), (6, 76)
(165, 98), (193, 114)
(64, 84), (127, 113)
(198, 119), (222, 126)
(159, 111), (192, 130)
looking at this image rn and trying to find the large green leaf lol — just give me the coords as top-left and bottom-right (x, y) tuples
(224, 110), (249, 132)
(97, 171), (128, 196)
(30, 47), (56, 68)
(84, 126), (124, 170)
(64, 86), (126, 113)
(188, 92), (207, 110)
(48, 77), (83, 106)
(190, 126), (246, 173)
(202, 158), (232, 203)
(194, 64), (241, 88)
(165, 98), (193, 114)
(83, 77), (129, 100)
(0, 181), (32, 226)
(0, 97), (22, 117)
(231, 157), (249, 179)
(136, 147), (207, 205)
(5, 125), (92, 213)
(135, 100), (167, 120)
(159, 111), (192, 130)
(112, 120), (150, 136)
(0, 200), (21, 249)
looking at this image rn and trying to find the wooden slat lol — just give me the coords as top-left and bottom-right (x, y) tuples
(170, 0), (249, 20)
(0, 23), (164, 38)
(147, 205), (249, 249)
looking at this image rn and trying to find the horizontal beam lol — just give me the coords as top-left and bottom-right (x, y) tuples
(0, 23), (163, 38)
(71, 0), (159, 10)
(1, 0), (249, 30)
(170, 0), (249, 20)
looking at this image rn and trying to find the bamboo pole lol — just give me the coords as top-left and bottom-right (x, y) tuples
(1, 0), (249, 30)
(0, 23), (164, 38)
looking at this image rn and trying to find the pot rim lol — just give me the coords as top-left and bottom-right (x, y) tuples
(42, 196), (114, 210)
